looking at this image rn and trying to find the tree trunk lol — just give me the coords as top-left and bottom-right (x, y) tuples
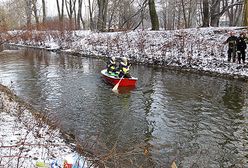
(210, 0), (220, 26)
(107, 0), (120, 31)
(245, 0), (248, 26)
(25, 0), (32, 28)
(77, 0), (83, 29)
(88, 0), (94, 30)
(228, 0), (235, 26)
(167, 0), (175, 30)
(97, 0), (108, 31)
(148, 0), (159, 30)
(181, 0), (188, 28)
(65, 0), (76, 29)
(202, 0), (210, 27)
(56, 0), (65, 22)
(42, 0), (46, 23)
(32, 0), (39, 28)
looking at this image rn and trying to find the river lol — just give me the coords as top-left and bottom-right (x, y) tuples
(0, 46), (247, 168)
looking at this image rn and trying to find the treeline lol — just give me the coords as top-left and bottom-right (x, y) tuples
(0, 0), (247, 32)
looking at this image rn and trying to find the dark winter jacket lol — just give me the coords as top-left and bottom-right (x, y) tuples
(236, 37), (247, 51)
(224, 36), (238, 49)
(244, 37), (248, 44)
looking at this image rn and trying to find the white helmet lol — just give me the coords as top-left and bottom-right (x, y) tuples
(121, 57), (127, 64)
(110, 57), (116, 64)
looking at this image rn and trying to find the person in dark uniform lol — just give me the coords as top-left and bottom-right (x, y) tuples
(236, 32), (247, 64)
(223, 32), (238, 62)
(107, 57), (117, 75)
(118, 57), (131, 78)
(244, 31), (248, 44)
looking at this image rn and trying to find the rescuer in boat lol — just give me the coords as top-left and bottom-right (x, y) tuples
(107, 56), (118, 75)
(118, 57), (131, 78)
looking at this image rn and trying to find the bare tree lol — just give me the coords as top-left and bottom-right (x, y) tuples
(202, 0), (210, 27)
(56, 0), (65, 22)
(65, 0), (77, 28)
(107, 0), (121, 30)
(148, 0), (159, 30)
(118, 0), (149, 30)
(244, 0), (248, 26)
(25, 0), (32, 28)
(32, 0), (39, 28)
(88, 0), (96, 30)
(210, 0), (243, 26)
(97, 0), (108, 31)
(42, 0), (46, 23)
(77, 0), (86, 29)
(160, 0), (177, 30)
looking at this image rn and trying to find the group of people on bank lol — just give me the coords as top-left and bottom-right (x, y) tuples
(106, 56), (131, 78)
(106, 30), (247, 76)
(224, 31), (248, 64)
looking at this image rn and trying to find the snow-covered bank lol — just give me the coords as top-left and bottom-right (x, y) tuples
(0, 84), (92, 167)
(7, 27), (248, 81)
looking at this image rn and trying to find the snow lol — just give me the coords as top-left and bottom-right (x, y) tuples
(9, 26), (248, 80)
(0, 85), (91, 167)
(1, 26), (248, 167)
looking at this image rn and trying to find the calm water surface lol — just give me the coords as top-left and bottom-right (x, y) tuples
(0, 47), (247, 168)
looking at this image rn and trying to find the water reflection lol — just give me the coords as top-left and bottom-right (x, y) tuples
(222, 81), (245, 112)
(0, 46), (248, 167)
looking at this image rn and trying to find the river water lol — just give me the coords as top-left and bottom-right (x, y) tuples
(0, 47), (247, 168)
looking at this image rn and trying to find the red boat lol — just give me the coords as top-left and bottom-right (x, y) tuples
(101, 69), (138, 87)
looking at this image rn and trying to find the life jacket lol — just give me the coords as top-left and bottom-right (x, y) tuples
(120, 62), (129, 74)
(107, 60), (117, 74)
(109, 64), (116, 70)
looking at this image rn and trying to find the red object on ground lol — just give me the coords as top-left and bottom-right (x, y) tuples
(64, 162), (72, 168)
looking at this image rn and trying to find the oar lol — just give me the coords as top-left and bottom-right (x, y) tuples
(112, 64), (131, 92)
(112, 75), (124, 92)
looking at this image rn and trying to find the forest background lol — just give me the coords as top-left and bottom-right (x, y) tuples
(0, 0), (247, 32)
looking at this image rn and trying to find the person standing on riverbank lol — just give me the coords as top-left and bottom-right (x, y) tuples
(244, 31), (248, 60)
(223, 32), (238, 62)
(237, 32), (247, 64)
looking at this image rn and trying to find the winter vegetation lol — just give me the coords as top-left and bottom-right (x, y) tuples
(0, 0), (247, 31)
(0, 85), (97, 167)
(0, 0), (248, 167)
(0, 0), (246, 81)
(3, 26), (248, 81)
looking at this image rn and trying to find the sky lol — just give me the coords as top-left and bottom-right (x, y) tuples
(0, 0), (58, 17)
(39, 0), (58, 17)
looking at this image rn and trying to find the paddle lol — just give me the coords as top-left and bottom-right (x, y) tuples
(112, 63), (131, 92)
(112, 75), (124, 92)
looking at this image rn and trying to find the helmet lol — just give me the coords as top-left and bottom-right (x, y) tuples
(120, 57), (128, 66)
(110, 57), (115, 64)
(121, 57), (127, 63)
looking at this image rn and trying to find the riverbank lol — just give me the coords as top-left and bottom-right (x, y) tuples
(0, 26), (245, 167)
(0, 85), (92, 167)
(6, 26), (248, 81)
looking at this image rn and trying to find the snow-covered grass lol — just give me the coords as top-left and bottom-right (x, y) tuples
(7, 26), (248, 81)
(0, 85), (93, 167)
(1, 26), (248, 167)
